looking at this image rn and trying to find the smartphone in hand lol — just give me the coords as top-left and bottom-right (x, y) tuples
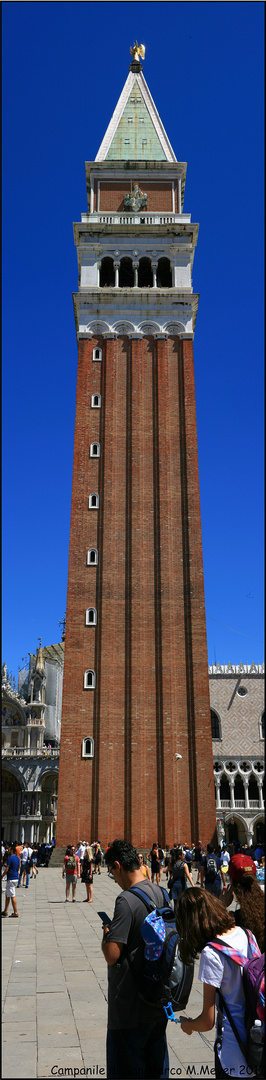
(98, 910), (111, 927)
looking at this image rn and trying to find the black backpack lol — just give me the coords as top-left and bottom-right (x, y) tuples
(129, 884), (194, 1016)
(205, 854), (218, 882)
(172, 859), (185, 883)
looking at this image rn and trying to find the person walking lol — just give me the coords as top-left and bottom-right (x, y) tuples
(158, 845), (165, 880)
(1, 842), (20, 917)
(168, 846), (194, 910)
(222, 853), (265, 953)
(81, 845), (94, 902)
(220, 844), (230, 886)
(184, 844), (192, 874)
(194, 840), (202, 884)
(150, 842), (160, 885)
(164, 846), (171, 880)
(17, 843), (32, 888)
(93, 841), (102, 874)
(201, 844), (223, 899)
(29, 844), (38, 879)
(176, 887), (261, 1079)
(62, 845), (80, 901)
(102, 839), (169, 1080)
(76, 841), (86, 872)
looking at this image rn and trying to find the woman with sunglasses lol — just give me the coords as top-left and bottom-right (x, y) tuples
(138, 853), (151, 880)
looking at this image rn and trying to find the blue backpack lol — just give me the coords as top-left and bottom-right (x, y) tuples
(129, 884), (194, 1016)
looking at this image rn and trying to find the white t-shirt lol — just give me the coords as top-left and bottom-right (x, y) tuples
(21, 846), (32, 863)
(77, 844), (86, 860)
(198, 925), (256, 1076)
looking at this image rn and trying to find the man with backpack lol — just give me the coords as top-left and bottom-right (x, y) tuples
(102, 839), (170, 1079)
(62, 845), (80, 901)
(201, 843), (223, 898)
(184, 844), (192, 873)
(168, 846), (194, 908)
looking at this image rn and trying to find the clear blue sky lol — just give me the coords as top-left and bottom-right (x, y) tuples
(2, 2), (264, 682)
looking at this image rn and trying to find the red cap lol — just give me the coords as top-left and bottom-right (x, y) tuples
(229, 854), (256, 883)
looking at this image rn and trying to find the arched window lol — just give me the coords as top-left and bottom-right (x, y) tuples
(92, 347), (102, 362)
(91, 394), (101, 408)
(211, 709), (222, 740)
(260, 711), (265, 740)
(82, 737), (94, 759)
(85, 608), (97, 626)
(249, 777), (260, 804)
(138, 257), (153, 288)
(119, 257), (134, 288)
(234, 777), (245, 804)
(220, 777), (230, 803)
(157, 258), (172, 288)
(88, 493), (99, 509)
(84, 670), (96, 690)
(2, 769), (23, 817)
(90, 442), (100, 458)
(100, 258), (115, 288)
(87, 549), (98, 565)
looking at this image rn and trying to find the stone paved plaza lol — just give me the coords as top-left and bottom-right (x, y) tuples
(2, 865), (215, 1079)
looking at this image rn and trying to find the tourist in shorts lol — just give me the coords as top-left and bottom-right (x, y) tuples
(62, 845), (80, 901)
(1, 842), (20, 917)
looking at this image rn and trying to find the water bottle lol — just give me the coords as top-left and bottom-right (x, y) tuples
(250, 1020), (263, 1044)
(249, 1019), (264, 1069)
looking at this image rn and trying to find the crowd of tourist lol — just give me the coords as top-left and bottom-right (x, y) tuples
(101, 838), (265, 1080)
(1, 831), (265, 1078)
(59, 834), (265, 913)
(2, 833), (264, 917)
(1, 838), (55, 916)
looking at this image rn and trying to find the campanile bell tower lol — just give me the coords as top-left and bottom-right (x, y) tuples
(56, 47), (216, 852)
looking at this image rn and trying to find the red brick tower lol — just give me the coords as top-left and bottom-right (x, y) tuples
(56, 51), (216, 855)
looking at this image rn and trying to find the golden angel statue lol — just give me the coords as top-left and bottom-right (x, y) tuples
(130, 41), (146, 62)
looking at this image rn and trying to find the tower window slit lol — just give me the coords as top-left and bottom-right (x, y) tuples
(88, 493), (99, 509)
(90, 442), (100, 458)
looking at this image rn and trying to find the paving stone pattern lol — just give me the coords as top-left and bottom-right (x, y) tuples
(2, 867), (216, 1079)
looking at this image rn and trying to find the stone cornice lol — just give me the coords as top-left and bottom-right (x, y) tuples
(86, 161), (187, 177)
(73, 289), (199, 338)
(74, 222), (198, 244)
(73, 288), (197, 303)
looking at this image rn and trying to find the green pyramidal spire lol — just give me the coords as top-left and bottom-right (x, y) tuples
(96, 63), (177, 163)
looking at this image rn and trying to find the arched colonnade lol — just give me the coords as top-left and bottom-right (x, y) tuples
(99, 255), (173, 289)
